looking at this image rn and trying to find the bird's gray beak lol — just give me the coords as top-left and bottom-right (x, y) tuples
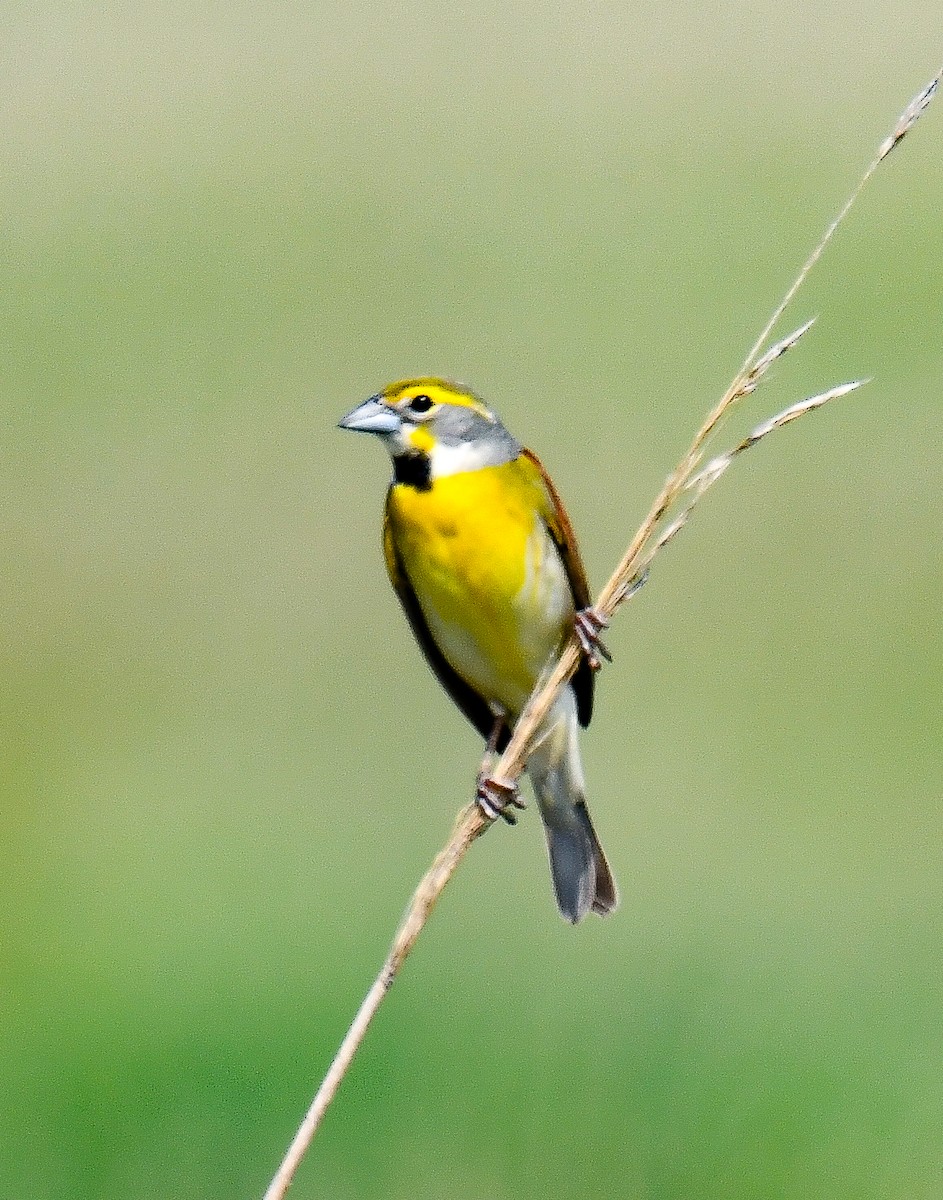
(338, 396), (401, 435)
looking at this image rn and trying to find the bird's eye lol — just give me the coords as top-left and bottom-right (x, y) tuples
(409, 394), (434, 414)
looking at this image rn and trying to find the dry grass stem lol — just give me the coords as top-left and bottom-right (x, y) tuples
(261, 70), (940, 1200)
(651, 379), (869, 559)
(879, 71), (941, 159)
(689, 379), (870, 493)
(261, 808), (485, 1200)
(737, 318), (817, 398)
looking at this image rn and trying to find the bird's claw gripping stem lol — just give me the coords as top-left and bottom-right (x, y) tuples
(476, 775), (526, 825)
(574, 606), (612, 671)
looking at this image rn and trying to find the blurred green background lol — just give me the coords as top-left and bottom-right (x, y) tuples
(2, 3), (941, 1197)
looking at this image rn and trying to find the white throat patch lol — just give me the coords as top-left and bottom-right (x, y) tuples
(426, 438), (496, 478)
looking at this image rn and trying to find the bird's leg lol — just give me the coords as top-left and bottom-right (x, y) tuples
(573, 607), (613, 672)
(480, 710), (505, 764)
(476, 709), (526, 825)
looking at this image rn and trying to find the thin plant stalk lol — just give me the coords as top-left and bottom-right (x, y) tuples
(261, 68), (940, 1200)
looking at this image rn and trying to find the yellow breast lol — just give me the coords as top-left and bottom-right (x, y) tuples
(386, 458), (573, 715)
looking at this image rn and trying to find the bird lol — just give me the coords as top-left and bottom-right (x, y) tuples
(339, 378), (617, 923)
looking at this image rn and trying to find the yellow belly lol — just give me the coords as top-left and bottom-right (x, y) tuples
(387, 459), (572, 715)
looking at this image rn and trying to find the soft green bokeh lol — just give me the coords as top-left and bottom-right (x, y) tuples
(2, 4), (941, 1197)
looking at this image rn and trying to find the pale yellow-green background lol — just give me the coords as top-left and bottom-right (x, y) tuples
(2, 4), (942, 1198)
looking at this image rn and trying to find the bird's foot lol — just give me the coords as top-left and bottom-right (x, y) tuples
(574, 606), (612, 671)
(476, 774), (526, 825)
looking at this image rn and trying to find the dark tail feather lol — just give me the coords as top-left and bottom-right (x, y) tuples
(528, 690), (619, 923)
(581, 802), (618, 917)
(545, 801), (618, 922)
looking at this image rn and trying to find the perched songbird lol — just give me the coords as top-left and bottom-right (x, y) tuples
(339, 378), (617, 923)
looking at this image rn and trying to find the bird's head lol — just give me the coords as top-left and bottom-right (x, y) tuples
(339, 378), (520, 484)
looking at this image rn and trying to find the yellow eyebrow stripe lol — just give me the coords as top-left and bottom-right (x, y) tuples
(381, 377), (492, 418)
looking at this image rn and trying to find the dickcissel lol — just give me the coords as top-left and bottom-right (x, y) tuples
(340, 378), (617, 923)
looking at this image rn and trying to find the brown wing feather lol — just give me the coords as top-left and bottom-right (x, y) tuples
(383, 501), (510, 750)
(520, 447), (595, 728)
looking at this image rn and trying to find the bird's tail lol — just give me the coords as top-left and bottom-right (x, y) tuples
(527, 687), (618, 923)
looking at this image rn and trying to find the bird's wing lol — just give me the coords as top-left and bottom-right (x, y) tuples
(519, 448), (595, 728)
(383, 500), (509, 749)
